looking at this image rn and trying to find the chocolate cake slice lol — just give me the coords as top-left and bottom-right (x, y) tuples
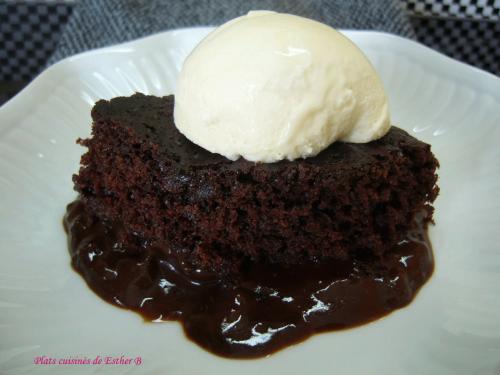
(74, 93), (438, 272)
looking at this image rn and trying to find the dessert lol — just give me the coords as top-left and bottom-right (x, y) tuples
(75, 93), (437, 272)
(64, 11), (439, 358)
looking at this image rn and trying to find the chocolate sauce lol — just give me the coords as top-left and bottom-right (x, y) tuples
(64, 199), (434, 358)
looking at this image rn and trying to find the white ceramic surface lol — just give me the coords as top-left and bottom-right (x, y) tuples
(1, 28), (500, 375)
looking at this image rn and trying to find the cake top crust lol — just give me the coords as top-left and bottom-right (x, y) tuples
(91, 93), (425, 170)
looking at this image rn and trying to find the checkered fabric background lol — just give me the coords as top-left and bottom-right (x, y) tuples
(405, 0), (499, 20)
(0, 1), (73, 81)
(411, 16), (499, 74)
(0, 0), (499, 104)
(405, 0), (500, 76)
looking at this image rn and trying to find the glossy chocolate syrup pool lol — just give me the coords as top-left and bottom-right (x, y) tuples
(64, 199), (434, 358)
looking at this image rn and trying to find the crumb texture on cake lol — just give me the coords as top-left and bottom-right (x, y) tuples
(74, 93), (439, 272)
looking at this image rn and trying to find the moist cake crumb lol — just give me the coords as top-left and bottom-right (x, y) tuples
(74, 93), (439, 273)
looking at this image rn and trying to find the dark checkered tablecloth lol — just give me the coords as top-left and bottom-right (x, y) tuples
(0, 0), (499, 105)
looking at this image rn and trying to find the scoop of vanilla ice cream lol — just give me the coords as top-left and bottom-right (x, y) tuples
(174, 11), (390, 163)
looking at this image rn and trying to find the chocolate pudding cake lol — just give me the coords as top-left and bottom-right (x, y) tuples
(63, 11), (439, 359)
(74, 93), (438, 272)
(64, 93), (438, 358)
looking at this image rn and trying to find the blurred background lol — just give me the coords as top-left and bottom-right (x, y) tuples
(0, 0), (499, 105)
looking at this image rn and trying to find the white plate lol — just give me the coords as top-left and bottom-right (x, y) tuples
(1, 27), (500, 375)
